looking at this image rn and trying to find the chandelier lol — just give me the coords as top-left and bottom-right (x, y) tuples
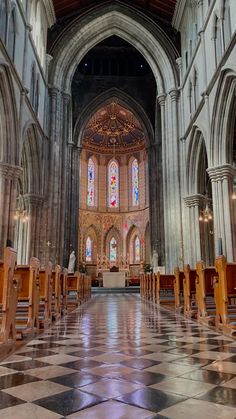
(14, 194), (29, 222)
(14, 209), (29, 223)
(232, 173), (236, 200)
(199, 196), (213, 223)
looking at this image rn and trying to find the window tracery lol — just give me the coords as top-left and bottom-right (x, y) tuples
(86, 236), (92, 262)
(108, 160), (119, 208)
(110, 237), (117, 261)
(132, 159), (139, 206)
(87, 158), (95, 207)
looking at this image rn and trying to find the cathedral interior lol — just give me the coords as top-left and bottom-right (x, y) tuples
(0, 0), (236, 417)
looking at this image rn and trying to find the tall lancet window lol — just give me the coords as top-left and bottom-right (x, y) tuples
(108, 160), (119, 208)
(134, 236), (141, 262)
(132, 159), (139, 206)
(110, 237), (117, 262)
(86, 236), (92, 262)
(87, 158), (95, 206)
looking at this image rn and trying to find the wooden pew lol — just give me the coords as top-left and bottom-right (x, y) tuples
(51, 265), (64, 320)
(174, 267), (184, 312)
(0, 247), (18, 356)
(38, 262), (53, 328)
(215, 256), (236, 336)
(152, 273), (158, 304)
(15, 258), (40, 338)
(196, 261), (217, 326)
(156, 273), (175, 307)
(61, 268), (68, 315)
(183, 265), (198, 317)
(67, 271), (80, 311)
(140, 273), (144, 298)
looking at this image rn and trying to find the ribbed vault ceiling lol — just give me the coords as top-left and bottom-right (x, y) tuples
(52, 0), (177, 23)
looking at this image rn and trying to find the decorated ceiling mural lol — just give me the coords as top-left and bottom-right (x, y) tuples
(82, 102), (145, 153)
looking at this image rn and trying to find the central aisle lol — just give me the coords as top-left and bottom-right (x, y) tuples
(0, 294), (236, 418)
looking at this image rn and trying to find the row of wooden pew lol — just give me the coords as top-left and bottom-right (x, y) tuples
(0, 247), (91, 357)
(140, 256), (236, 337)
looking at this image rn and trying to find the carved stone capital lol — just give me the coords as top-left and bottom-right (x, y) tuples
(0, 162), (23, 180)
(49, 86), (60, 99)
(62, 92), (71, 105)
(169, 88), (180, 102)
(207, 164), (236, 182)
(157, 94), (166, 107)
(184, 194), (205, 207)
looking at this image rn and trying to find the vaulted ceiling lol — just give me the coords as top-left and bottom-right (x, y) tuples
(52, 0), (177, 23)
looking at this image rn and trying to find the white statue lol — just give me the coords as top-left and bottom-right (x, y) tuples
(68, 251), (76, 273)
(151, 250), (159, 273)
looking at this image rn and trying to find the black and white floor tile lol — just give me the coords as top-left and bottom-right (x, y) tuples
(0, 294), (235, 418)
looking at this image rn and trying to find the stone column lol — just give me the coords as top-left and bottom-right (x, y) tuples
(24, 194), (44, 263)
(207, 164), (236, 260)
(183, 194), (204, 267)
(156, 94), (167, 266)
(0, 162), (22, 257)
(167, 88), (182, 271)
(63, 143), (82, 268)
(63, 141), (74, 266)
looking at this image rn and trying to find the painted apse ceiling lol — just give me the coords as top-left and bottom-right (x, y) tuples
(82, 102), (145, 153)
(52, 0), (177, 22)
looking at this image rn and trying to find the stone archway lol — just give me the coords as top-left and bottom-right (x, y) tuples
(0, 64), (21, 256)
(15, 123), (44, 264)
(208, 67), (236, 260)
(184, 127), (214, 266)
(47, 3), (182, 272)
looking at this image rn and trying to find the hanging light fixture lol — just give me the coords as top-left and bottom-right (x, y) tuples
(14, 209), (29, 222)
(232, 175), (236, 200)
(199, 195), (213, 222)
(14, 195), (29, 222)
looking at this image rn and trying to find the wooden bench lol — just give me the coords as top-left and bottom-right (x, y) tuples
(140, 273), (144, 298)
(156, 273), (175, 307)
(51, 265), (65, 320)
(15, 258), (40, 338)
(67, 272), (80, 310)
(183, 265), (197, 317)
(0, 247), (18, 357)
(196, 261), (217, 326)
(38, 262), (53, 328)
(174, 267), (184, 312)
(215, 256), (236, 336)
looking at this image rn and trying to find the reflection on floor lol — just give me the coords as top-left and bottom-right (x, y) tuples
(0, 294), (236, 418)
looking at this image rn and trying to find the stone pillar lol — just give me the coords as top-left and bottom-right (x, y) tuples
(24, 194), (44, 263)
(63, 143), (82, 268)
(156, 94), (167, 266)
(183, 194), (204, 267)
(168, 88), (182, 271)
(207, 164), (236, 260)
(0, 163), (22, 257)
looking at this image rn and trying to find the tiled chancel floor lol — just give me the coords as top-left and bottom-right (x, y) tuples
(0, 295), (236, 418)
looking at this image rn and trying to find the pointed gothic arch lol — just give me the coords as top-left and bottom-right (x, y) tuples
(74, 88), (154, 147)
(0, 64), (19, 165)
(49, 4), (178, 93)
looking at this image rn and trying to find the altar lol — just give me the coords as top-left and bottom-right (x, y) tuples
(102, 271), (126, 288)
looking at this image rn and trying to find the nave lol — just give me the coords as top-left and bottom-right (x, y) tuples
(0, 295), (236, 418)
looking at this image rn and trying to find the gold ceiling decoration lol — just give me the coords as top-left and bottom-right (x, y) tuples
(82, 102), (145, 153)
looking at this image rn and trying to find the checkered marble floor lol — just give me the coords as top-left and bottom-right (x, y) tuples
(0, 294), (236, 418)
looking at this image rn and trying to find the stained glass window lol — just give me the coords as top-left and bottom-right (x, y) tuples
(87, 158), (95, 206)
(110, 237), (117, 262)
(134, 236), (141, 262)
(86, 236), (92, 262)
(108, 160), (119, 208)
(132, 159), (139, 206)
